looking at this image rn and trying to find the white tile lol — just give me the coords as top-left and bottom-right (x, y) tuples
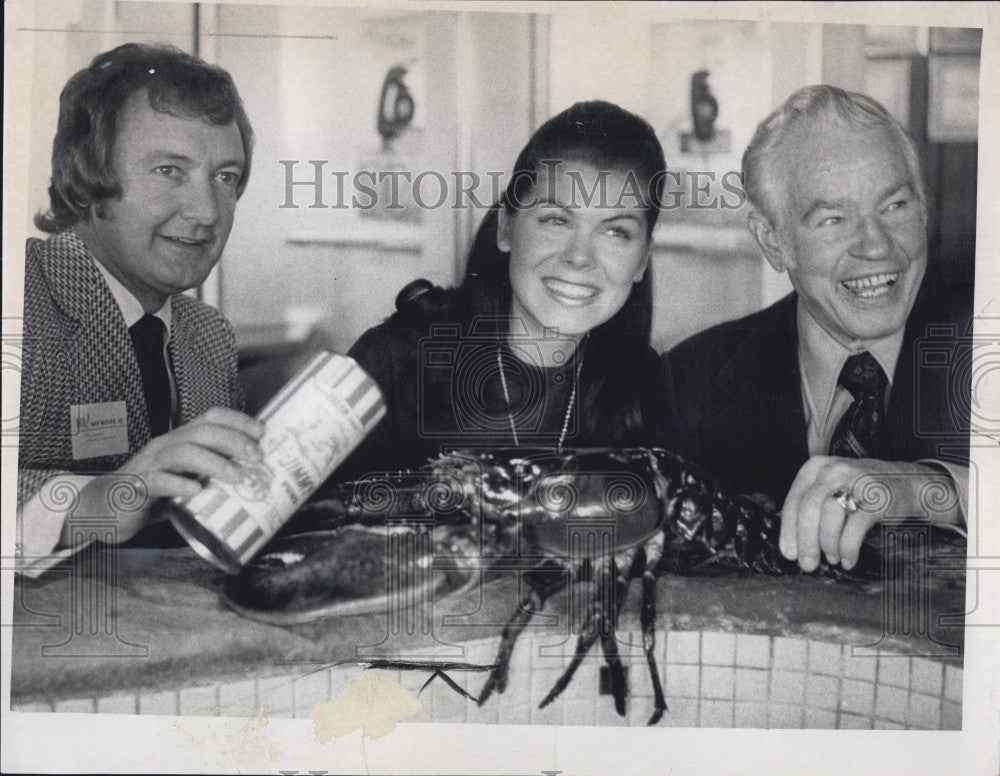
(940, 701), (962, 730)
(877, 655), (911, 689)
(906, 692), (941, 729)
(666, 664), (700, 698)
(552, 661), (599, 711)
(734, 702), (768, 728)
(466, 692), (500, 725)
(257, 675), (296, 715)
(178, 685), (218, 716)
(842, 648), (877, 682)
(631, 697), (668, 728)
(657, 629), (669, 671)
(841, 678), (875, 716)
(496, 643), (533, 708)
(138, 690), (177, 716)
(422, 670), (467, 718)
(532, 646), (572, 675)
(217, 678), (258, 717)
(427, 691), (467, 724)
(660, 698), (698, 727)
(701, 632), (736, 666)
(96, 694), (138, 715)
(409, 700), (436, 724)
(328, 665), (357, 697)
(385, 667), (421, 693)
(530, 697), (564, 726)
(701, 666), (735, 699)
(772, 637), (807, 671)
(627, 658), (661, 700)
(805, 674), (839, 710)
(735, 668), (769, 702)
(54, 697), (95, 714)
(560, 697), (596, 726)
(699, 699), (734, 728)
(464, 636), (503, 665)
(944, 664), (963, 704)
(809, 640), (843, 676)
(13, 701), (54, 713)
(292, 669), (332, 712)
(626, 696), (659, 728)
(735, 633), (771, 669)
(529, 666), (568, 708)
(771, 670), (806, 705)
(910, 659), (944, 697)
(874, 684), (909, 724)
(593, 698), (628, 727)
(665, 631), (700, 664)
(875, 719), (904, 729)
(497, 702), (532, 726)
(804, 709), (837, 729)
(768, 703), (803, 728)
(839, 713), (873, 729)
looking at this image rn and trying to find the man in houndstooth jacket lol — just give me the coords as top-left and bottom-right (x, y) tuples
(17, 44), (265, 576)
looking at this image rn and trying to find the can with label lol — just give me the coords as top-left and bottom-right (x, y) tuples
(163, 352), (386, 573)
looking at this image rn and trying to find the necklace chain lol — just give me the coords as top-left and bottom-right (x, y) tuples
(496, 342), (584, 452)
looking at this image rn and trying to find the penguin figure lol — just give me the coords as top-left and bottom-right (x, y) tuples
(377, 65), (415, 146)
(691, 70), (719, 142)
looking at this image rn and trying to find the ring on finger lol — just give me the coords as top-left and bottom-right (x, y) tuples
(832, 488), (858, 514)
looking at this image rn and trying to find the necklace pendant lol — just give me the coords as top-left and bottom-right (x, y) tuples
(496, 342), (583, 453)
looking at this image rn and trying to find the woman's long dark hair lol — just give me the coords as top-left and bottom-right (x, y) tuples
(391, 101), (666, 444)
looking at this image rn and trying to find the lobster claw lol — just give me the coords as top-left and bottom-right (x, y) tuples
(221, 525), (477, 626)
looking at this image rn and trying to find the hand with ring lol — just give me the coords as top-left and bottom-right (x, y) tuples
(779, 456), (961, 572)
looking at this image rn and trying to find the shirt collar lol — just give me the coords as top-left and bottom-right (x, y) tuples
(92, 260), (172, 335)
(797, 298), (904, 424)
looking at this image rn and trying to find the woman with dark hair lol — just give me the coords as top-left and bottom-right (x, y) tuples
(327, 100), (669, 484)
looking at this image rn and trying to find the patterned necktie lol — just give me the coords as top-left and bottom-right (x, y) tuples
(129, 314), (171, 437)
(828, 351), (888, 458)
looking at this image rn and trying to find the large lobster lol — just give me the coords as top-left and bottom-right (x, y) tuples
(224, 447), (877, 725)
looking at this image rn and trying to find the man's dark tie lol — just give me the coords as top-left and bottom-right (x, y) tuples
(829, 351), (888, 459)
(129, 314), (171, 437)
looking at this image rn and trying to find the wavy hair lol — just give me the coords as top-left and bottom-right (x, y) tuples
(36, 43), (254, 233)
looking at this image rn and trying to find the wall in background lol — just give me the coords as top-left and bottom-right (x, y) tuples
(210, 6), (537, 354)
(19, 5), (980, 356)
(25, 0), (197, 234)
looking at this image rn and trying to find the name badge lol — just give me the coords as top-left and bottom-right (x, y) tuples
(70, 401), (129, 460)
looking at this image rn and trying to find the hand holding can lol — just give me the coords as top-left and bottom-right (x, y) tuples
(163, 353), (386, 572)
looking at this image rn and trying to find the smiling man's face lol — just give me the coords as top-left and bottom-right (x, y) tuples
(78, 89), (245, 312)
(755, 122), (927, 346)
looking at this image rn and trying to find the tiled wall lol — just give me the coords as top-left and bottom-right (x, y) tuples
(13, 630), (962, 729)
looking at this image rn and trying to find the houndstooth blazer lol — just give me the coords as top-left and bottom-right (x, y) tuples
(17, 229), (243, 505)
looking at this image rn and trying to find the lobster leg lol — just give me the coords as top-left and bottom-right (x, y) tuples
(538, 561), (603, 709)
(639, 531), (668, 725)
(478, 560), (567, 706)
(597, 547), (637, 716)
(599, 626), (628, 716)
(539, 547), (637, 714)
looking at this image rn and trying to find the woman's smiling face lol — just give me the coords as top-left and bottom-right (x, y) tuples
(498, 161), (652, 343)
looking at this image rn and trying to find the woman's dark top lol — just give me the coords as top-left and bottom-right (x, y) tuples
(318, 318), (670, 489)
